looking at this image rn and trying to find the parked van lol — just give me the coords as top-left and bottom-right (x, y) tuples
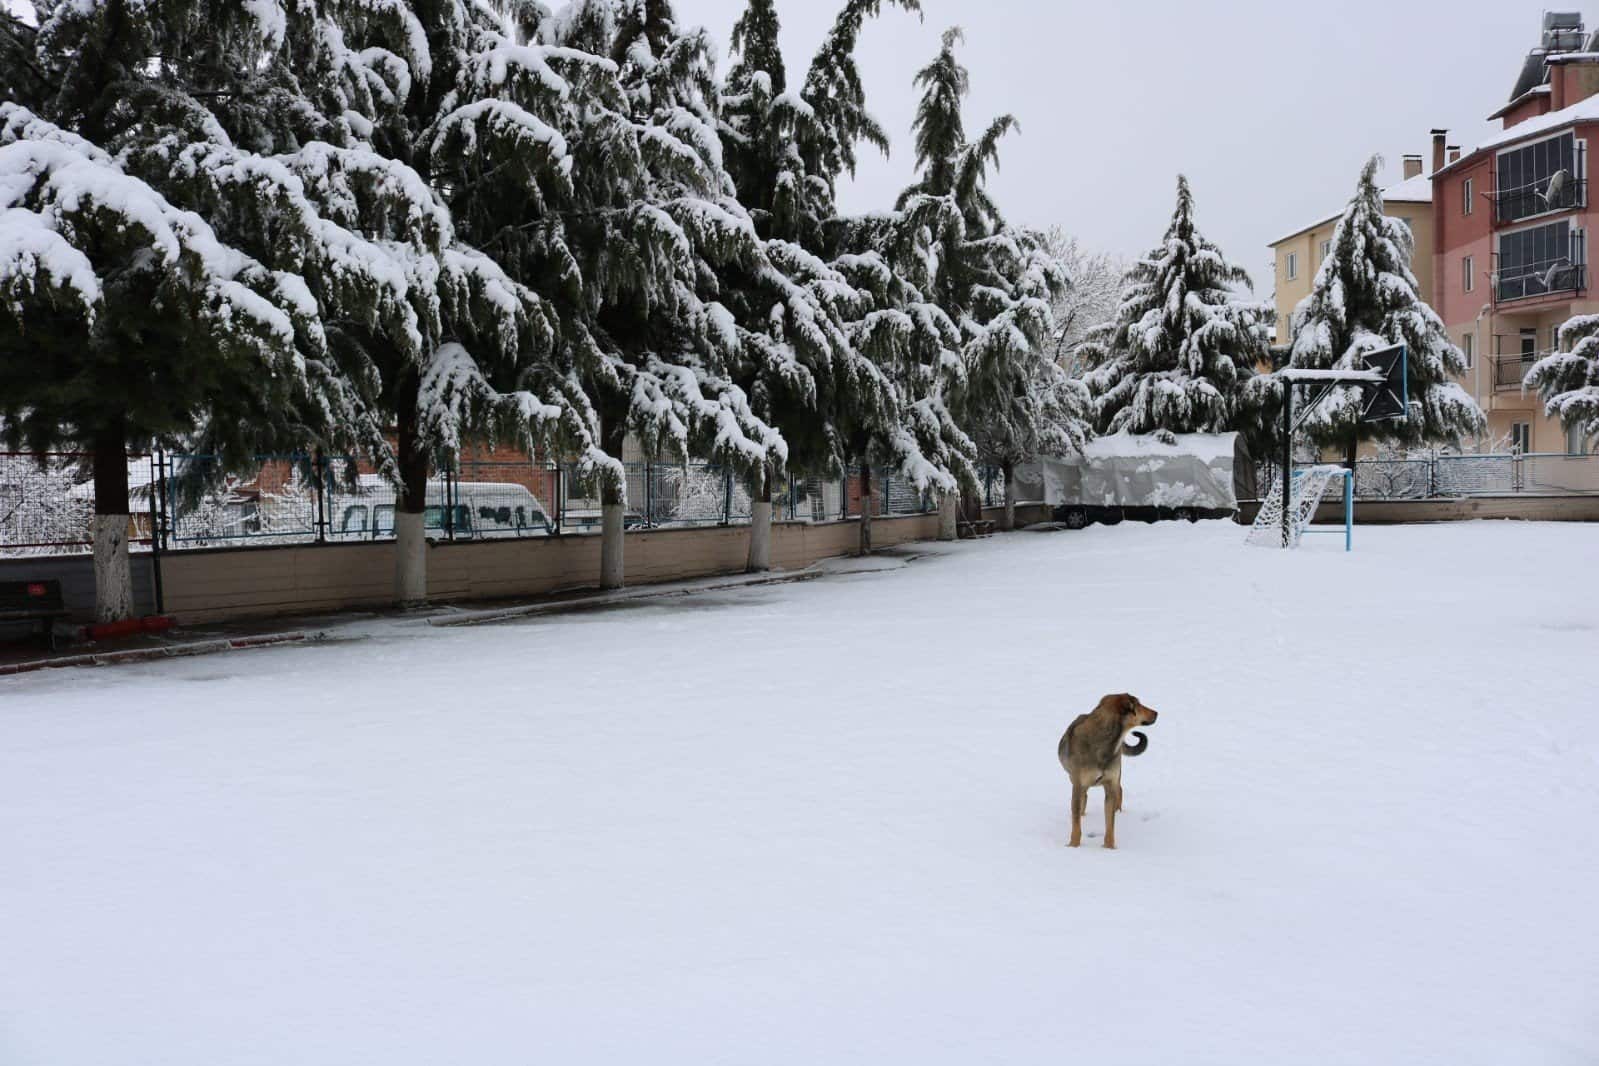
(334, 475), (553, 540)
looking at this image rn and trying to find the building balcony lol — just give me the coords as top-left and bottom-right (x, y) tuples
(1494, 259), (1586, 304)
(1490, 350), (1550, 391)
(1493, 178), (1586, 225)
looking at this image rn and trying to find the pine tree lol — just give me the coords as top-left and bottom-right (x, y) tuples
(0, 2), (407, 620)
(1286, 156), (1485, 461)
(1526, 316), (1599, 450)
(515, 0), (782, 587)
(1080, 175), (1269, 444)
(719, 0), (959, 558)
(320, 0), (609, 603)
(891, 27), (1088, 531)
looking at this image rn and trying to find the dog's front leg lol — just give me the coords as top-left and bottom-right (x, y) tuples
(1103, 783), (1121, 849)
(1068, 782), (1085, 847)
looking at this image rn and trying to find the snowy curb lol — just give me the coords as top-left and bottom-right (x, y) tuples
(0, 631), (323, 676)
(428, 570), (827, 629)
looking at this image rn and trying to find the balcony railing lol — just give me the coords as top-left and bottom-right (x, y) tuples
(1490, 351), (1549, 391)
(1494, 177), (1587, 224)
(1495, 259), (1587, 303)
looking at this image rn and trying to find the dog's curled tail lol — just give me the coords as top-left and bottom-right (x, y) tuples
(1122, 731), (1149, 757)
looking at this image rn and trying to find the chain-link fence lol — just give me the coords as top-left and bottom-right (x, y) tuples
(3, 451), (948, 557)
(0, 452), (158, 555)
(1275, 452), (1599, 501)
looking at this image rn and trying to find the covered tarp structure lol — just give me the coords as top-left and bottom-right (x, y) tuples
(1012, 432), (1247, 511)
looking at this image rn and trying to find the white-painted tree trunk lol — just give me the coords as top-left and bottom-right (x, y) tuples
(394, 511), (427, 607)
(747, 500), (772, 572)
(92, 514), (133, 623)
(938, 493), (957, 541)
(600, 503), (625, 590)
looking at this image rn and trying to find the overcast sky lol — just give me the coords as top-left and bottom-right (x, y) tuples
(676, 0), (1550, 292)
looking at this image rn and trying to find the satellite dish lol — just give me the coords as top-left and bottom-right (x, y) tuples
(1543, 258), (1573, 290)
(1537, 169), (1571, 207)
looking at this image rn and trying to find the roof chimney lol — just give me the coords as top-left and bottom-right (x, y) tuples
(1431, 129), (1448, 174)
(1448, 145), (1461, 164)
(1402, 155), (1424, 179)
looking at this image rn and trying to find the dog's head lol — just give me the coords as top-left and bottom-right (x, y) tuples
(1117, 693), (1158, 728)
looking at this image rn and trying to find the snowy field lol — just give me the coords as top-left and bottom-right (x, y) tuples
(2, 521), (1597, 1065)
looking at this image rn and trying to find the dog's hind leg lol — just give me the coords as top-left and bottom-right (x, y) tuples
(1069, 782), (1085, 847)
(1103, 782), (1122, 849)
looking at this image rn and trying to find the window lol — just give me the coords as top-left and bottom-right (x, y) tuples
(1568, 421), (1590, 455)
(1511, 422), (1532, 453)
(1461, 332), (1474, 369)
(1285, 251), (1297, 280)
(1463, 255), (1474, 292)
(1496, 132), (1580, 222)
(1496, 220), (1584, 300)
(1463, 177), (1474, 215)
(1319, 239), (1331, 262)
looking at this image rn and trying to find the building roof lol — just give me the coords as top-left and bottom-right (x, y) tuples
(1269, 172), (1432, 248)
(1436, 89), (1599, 177)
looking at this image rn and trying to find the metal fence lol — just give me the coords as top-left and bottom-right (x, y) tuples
(1, 452), (941, 557)
(0, 452), (158, 555)
(1278, 452), (1599, 501)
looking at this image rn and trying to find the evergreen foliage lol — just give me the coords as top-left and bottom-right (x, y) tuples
(1285, 156), (1484, 453)
(1080, 175), (1269, 441)
(1528, 315), (1599, 449)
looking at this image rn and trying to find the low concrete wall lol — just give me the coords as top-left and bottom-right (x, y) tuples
(0, 554), (156, 631)
(1237, 494), (1599, 526)
(160, 513), (943, 625)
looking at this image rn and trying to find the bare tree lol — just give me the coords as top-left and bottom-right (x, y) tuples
(1038, 228), (1126, 379)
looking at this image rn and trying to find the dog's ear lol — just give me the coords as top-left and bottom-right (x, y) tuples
(1122, 694), (1141, 715)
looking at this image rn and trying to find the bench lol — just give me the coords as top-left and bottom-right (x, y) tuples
(0, 580), (69, 651)
(957, 519), (997, 539)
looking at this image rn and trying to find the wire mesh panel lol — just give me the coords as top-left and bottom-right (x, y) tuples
(1352, 458), (1432, 500)
(162, 455), (321, 547)
(0, 452), (159, 555)
(1432, 454), (1516, 496)
(633, 462), (751, 527)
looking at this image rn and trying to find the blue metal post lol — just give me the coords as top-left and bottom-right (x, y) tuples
(1344, 470), (1354, 552)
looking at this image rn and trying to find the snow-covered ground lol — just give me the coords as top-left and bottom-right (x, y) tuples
(2, 521), (1597, 1065)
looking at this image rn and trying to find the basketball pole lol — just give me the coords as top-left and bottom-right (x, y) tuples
(1281, 382), (1293, 548)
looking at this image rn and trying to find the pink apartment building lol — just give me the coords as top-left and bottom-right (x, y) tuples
(1432, 11), (1599, 455)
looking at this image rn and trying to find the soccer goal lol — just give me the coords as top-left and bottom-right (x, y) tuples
(1245, 344), (1408, 551)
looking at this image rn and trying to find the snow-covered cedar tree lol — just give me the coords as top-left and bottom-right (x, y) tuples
(721, 0), (968, 557)
(881, 27), (1086, 531)
(0, 2), (381, 620)
(718, 0), (926, 564)
(1284, 156), (1485, 462)
(292, 0), (609, 603)
(1079, 174), (1271, 446)
(469, 0), (781, 587)
(1526, 315), (1599, 450)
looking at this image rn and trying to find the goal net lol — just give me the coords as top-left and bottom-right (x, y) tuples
(1245, 465), (1345, 549)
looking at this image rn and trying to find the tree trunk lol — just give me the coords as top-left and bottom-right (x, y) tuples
(961, 482), (984, 535)
(1344, 432), (1358, 474)
(91, 426), (133, 623)
(937, 491), (957, 541)
(747, 463), (773, 572)
(1001, 459), (1017, 532)
(858, 462), (872, 556)
(600, 416), (626, 590)
(394, 379), (429, 607)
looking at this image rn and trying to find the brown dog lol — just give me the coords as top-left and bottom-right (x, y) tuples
(1058, 694), (1158, 849)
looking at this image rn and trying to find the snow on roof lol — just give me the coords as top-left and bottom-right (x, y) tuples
(1269, 171), (1431, 247)
(1441, 90), (1599, 175)
(1080, 431), (1237, 463)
